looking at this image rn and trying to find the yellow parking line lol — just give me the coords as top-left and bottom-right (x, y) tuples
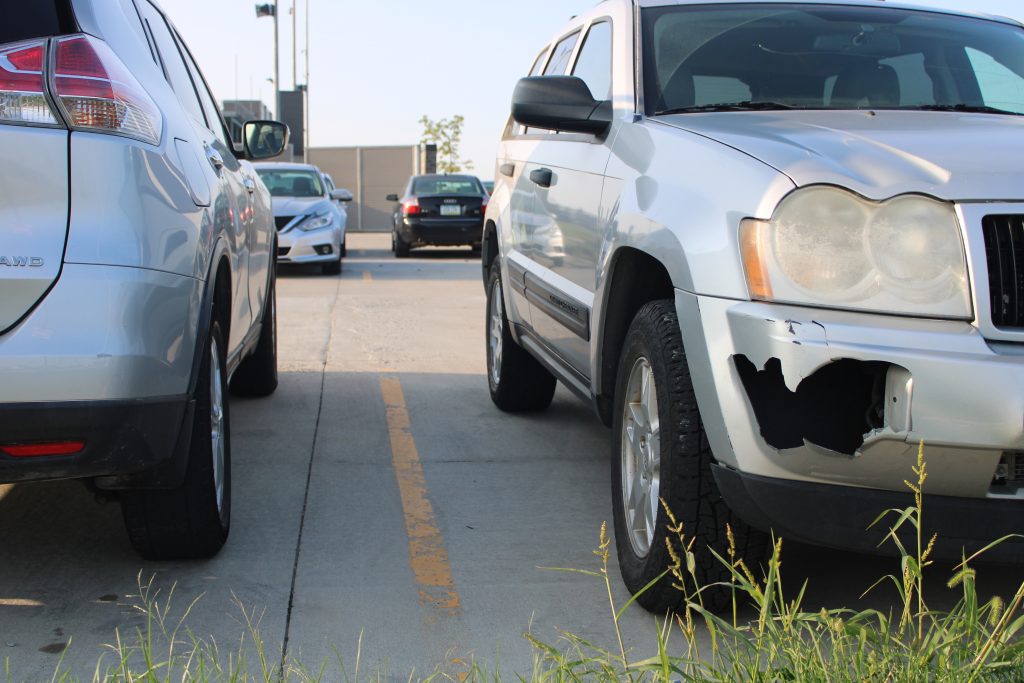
(362, 270), (373, 282)
(380, 376), (461, 616)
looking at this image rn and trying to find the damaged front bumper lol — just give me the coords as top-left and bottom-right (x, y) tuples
(677, 290), (1024, 552)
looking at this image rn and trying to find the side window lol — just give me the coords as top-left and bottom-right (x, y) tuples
(174, 29), (231, 146)
(544, 31), (581, 75)
(966, 47), (1024, 113)
(571, 21), (612, 100)
(139, 2), (205, 126)
(529, 48), (551, 77)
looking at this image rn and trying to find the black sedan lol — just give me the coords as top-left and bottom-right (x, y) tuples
(387, 174), (488, 258)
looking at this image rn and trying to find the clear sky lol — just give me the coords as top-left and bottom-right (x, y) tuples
(163, 0), (1023, 179)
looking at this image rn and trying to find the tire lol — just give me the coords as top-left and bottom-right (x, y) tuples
(121, 319), (232, 560)
(486, 260), (556, 412)
(611, 300), (766, 613)
(340, 238), (347, 258)
(322, 256), (342, 275)
(231, 261), (278, 397)
(394, 231), (411, 258)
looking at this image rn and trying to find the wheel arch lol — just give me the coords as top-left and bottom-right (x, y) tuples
(481, 220), (499, 287)
(594, 247), (675, 426)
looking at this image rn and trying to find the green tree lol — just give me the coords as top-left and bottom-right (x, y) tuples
(419, 114), (473, 174)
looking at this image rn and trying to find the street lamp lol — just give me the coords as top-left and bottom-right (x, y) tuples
(255, 2), (279, 118)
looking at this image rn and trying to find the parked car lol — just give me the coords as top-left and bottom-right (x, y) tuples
(387, 174), (488, 257)
(0, 0), (287, 559)
(321, 172), (354, 256)
(482, 180), (494, 195)
(255, 162), (349, 274)
(483, 0), (1024, 612)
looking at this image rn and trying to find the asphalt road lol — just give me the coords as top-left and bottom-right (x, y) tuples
(0, 233), (1020, 680)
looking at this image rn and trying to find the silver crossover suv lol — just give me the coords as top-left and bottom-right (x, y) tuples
(255, 162), (351, 275)
(484, 0), (1024, 611)
(0, 0), (287, 558)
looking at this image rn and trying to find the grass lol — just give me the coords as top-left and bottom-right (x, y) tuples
(10, 443), (1024, 682)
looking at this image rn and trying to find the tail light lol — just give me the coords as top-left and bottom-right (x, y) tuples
(402, 198), (421, 216)
(51, 35), (162, 145)
(0, 40), (59, 126)
(480, 200), (488, 216)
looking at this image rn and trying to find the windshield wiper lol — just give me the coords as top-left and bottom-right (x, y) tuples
(902, 103), (1019, 116)
(655, 101), (797, 115)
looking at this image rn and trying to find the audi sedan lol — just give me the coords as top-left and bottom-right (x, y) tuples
(387, 174), (488, 257)
(255, 162), (350, 274)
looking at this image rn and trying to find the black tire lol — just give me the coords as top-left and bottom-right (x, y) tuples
(231, 261), (278, 397)
(322, 256), (342, 275)
(611, 300), (766, 613)
(340, 238), (347, 257)
(485, 260), (556, 412)
(121, 319), (232, 560)
(394, 231), (411, 258)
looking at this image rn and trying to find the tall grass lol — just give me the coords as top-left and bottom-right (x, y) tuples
(13, 444), (1024, 682)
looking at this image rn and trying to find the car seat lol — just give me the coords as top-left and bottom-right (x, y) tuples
(832, 63), (901, 108)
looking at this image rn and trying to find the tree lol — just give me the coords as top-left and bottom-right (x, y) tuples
(419, 114), (473, 174)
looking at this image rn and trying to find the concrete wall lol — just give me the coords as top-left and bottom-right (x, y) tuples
(310, 145), (427, 232)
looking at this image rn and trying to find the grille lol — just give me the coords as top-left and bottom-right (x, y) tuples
(993, 452), (1024, 487)
(275, 216), (294, 230)
(983, 215), (1024, 328)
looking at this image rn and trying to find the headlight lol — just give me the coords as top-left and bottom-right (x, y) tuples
(740, 186), (972, 319)
(296, 211), (334, 232)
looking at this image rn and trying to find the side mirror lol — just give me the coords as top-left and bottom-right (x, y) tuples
(511, 76), (611, 136)
(243, 120), (290, 160)
(331, 188), (354, 202)
(386, 194), (400, 202)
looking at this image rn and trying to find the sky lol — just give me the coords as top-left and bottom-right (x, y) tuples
(163, 0), (1024, 178)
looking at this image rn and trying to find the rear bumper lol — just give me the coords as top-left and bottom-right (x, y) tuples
(713, 464), (1024, 562)
(399, 217), (483, 246)
(0, 396), (192, 487)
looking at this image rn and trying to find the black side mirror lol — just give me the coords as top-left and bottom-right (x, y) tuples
(386, 194), (400, 202)
(243, 120), (290, 160)
(511, 76), (612, 136)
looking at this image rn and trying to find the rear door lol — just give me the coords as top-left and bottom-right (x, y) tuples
(0, 4), (75, 332)
(139, 1), (254, 352)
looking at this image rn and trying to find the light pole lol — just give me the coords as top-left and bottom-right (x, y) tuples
(255, 3), (279, 117)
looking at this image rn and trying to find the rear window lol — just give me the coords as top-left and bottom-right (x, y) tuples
(255, 169), (325, 198)
(0, 0), (76, 44)
(412, 177), (483, 195)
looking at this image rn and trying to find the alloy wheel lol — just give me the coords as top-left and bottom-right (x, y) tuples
(209, 336), (226, 518)
(489, 277), (504, 386)
(621, 356), (661, 557)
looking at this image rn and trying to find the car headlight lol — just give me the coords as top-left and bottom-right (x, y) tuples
(296, 211), (334, 232)
(740, 186), (972, 319)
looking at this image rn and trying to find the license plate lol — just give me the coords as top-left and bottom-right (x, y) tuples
(440, 204), (462, 216)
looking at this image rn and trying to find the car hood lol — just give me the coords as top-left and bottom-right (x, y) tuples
(657, 110), (1024, 202)
(271, 196), (330, 217)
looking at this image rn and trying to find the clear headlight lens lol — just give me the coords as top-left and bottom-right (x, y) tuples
(741, 186), (972, 318)
(297, 211), (333, 232)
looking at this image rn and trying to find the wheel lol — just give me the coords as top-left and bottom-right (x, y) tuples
(322, 256), (342, 275)
(340, 238), (347, 257)
(121, 318), (232, 559)
(486, 259), (556, 412)
(611, 300), (766, 613)
(394, 232), (410, 258)
(231, 260), (278, 397)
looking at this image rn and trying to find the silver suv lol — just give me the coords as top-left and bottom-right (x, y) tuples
(0, 0), (286, 558)
(484, 0), (1024, 612)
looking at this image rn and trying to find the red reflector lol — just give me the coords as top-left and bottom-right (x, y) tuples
(1, 441), (85, 458)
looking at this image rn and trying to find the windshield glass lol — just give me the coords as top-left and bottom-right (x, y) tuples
(642, 4), (1024, 115)
(256, 169), (325, 198)
(411, 176), (484, 195)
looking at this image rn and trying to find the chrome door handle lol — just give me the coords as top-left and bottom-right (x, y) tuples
(206, 147), (224, 171)
(244, 177), (256, 194)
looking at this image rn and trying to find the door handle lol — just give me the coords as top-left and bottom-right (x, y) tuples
(243, 177), (256, 194)
(499, 162), (516, 178)
(206, 147), (224, 171)
(529, 167), (553, 188)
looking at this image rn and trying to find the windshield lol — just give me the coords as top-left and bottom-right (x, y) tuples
(256, 169), (325, 198)
(411, 177), (484, 195)
(642, 4), (1024, 116)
